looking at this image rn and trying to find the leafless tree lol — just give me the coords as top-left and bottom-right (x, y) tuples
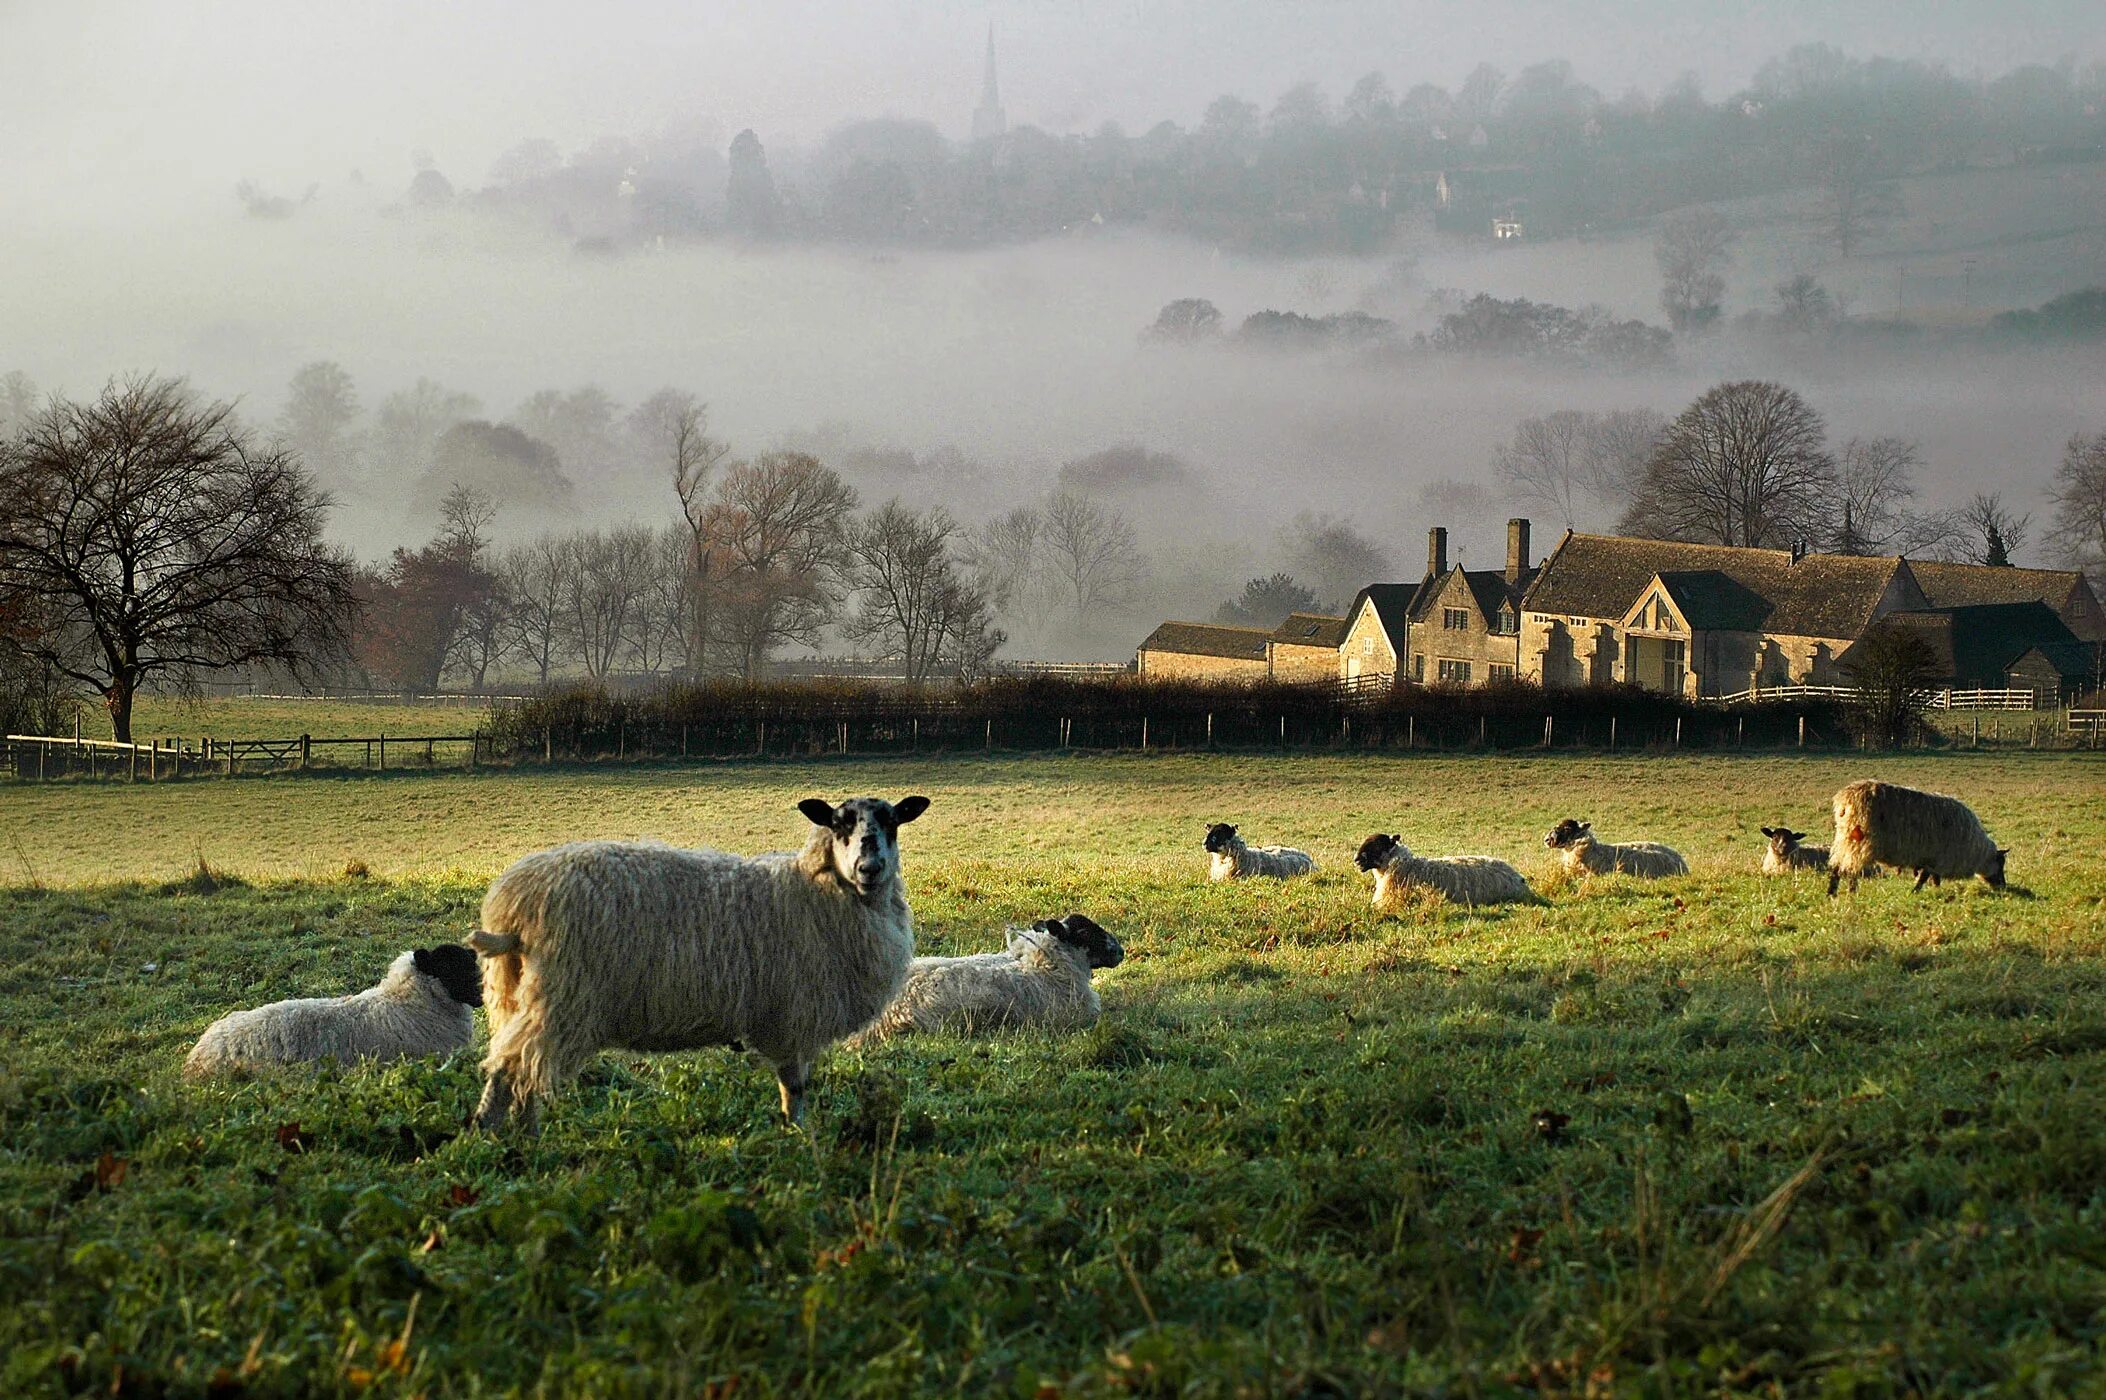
(1654, 208), (1735, 331)
(276, 361), (362, 485)
(1814, 135), (1903, 258)
(438, 485), (506, 687)
(1278, 512), (1394, 609)
(1041, 490), (1145, 621)
(1955, 493), (2031, 567)
(628, 526), (694, 675)
(966, 505), (1053, 627)
(2, 371), (42, 439)
(1619, 380), (1837, 549)
(496, 536), (574, 686)
(700, 452), (858, 678)
(1830, 437), (1943, 555)
(563, 525), (658, 679)
(1579, 408), (1668, 512)
(843, 501), (1005, 682)
(0, 376), (356, 740)
(653, 393), (732, 675)
(1774, 274), (1838, 338)
(1495, 410), (1591, 527)
(372, 378), (480, 487)
(2048, 432), (2106, 575)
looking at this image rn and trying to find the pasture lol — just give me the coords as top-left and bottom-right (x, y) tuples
(2, 751), (2103, 1396)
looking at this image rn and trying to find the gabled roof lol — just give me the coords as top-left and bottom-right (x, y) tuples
(1409, 567), (1538, 625)
(1269, 612), (1349, 648)
(1138, 620), (1270, 662)
(1908, 560), (2088, 612)
(1524, 533), (1919, 639)
(1344, 584), (1420, 646)
(1650, 570), (1770, 632)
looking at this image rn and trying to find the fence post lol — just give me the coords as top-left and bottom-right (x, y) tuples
(1407, 715), (1415, 749)
(1736, 716), (1744, 748)
(985, 718), (992, 752)
(74, 712), (81, 743)
(468, 732), (478, 769)
(544, 728), (553, 764)
(1543, 715), (1552, 748)
(681, 723), (689, 758)
(758, 720), (766, 756)
(1609, 716), (1616, 751)
(618, 719), (626, 761)
(912, 717), (919, 751)
(300, 733), (311, 770)
(1674, 716), (1682, 748)
(226, 742), (235, 778)
(1479, 715), (1487, 748)
(37, 740), (46, 782)
(1141, 717), (1149, 751)
(1279, 714), (1286, 747)
(129, 742), (137, 782)
(378, 733), (386, 771)
(1205, 712), (1213, 748)
(839, 719), (848, 755)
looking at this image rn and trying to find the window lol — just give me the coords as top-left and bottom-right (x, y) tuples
(1652, 597), (1672, 630)
(1362, 635), (1374, 656)
(1438, 659), (1472, 684)
(1488, 662), (1515, 683)
(1411, 654), (1425, 683)
(1442, 607), (1469, 631)
(1494, 607), (1517, 635)
(1663, 638), (1686, 694)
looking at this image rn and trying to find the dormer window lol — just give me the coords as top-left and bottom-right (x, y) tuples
(1496, 606), (1517, 635)
(1443, 607), (1469, 631)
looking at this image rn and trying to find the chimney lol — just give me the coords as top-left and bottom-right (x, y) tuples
(1427, 526), (1448, 579)
(1506, 518), (1531, 583)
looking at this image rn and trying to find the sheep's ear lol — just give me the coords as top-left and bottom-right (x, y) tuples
(1790, 830), (1807, 843)
(1039, 917), (1067, 938)
(893, 795), (930, 824)
(1392, 833), (1402, 844)
(1760, 826), (1777, 838)
(798, 798), (837, 827)
(412, 948), (433, 973)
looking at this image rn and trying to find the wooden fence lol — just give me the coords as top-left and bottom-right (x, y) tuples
(4, 732), (482, 780)
(1704, 684), (2042, 710)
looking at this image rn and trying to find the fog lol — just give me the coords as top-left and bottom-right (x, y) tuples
(7, 1), (2105, 654)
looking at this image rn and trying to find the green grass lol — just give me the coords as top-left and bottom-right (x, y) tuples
(3, 753), (2103, 1396)
(121, 696), (494, 745)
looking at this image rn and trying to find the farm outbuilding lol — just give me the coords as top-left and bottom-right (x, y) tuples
(1135, 621), (1271, 681)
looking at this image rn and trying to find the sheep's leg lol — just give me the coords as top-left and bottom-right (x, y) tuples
(474, 1066), (516, 1132)
(1827, 868), (1842, 897)
(1913, 868), (1932, 891)
(775, 1059), (811, 1127)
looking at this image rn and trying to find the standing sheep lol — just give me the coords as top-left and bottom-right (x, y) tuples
(1204, 822), (1316, 880)
(847, 913), (1124, 1046)
(1758, 825), (1830, 875)
(1355, 833), (1538, 908)
(1543, 818), (1689, 879)
(1827, 780), (2007, 895)
(183, 945), (481, 1078)
(467, 794), (928, 1130)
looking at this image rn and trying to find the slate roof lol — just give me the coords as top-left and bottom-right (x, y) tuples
(1343, 584), (1422, 647)
(1838, 602), (2087, 687)
(1908, 561), (2087, 612)
(1524, 533), (1918, 639)
(1407, 567), (1537, 625)
(1137, 621), (1270, 662)
(1649, 571), (1771, 632)
(1269, 612), (1349, 648)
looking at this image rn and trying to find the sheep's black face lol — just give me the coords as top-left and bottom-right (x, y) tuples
(801, 795), (929, 896)
(1203, 823), (1237, 854)
(1761, 827), (1808, 857)
(1050, 912), (1124, 968)
(415, 944), (484, 1007)
(1545, 818), (1589, 849)
(1355, 833), (1400, 871)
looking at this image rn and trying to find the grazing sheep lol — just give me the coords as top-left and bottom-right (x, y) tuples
(1543, 818), (1688, 879)
(1354, 833), (1537, 908)
(467, 794), (928, 1131)
(183, 945), (481, 1079)
(1759, 825), (1830, 875)
(847, 913), (1125, 1046)
(1827, 780), (2007, 895)
(1204, 822), (1316, 881)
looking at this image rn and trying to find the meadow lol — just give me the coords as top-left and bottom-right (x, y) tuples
(2, 751), (2103, 1396)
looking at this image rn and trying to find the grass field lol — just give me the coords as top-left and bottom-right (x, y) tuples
(120, 697), (496, 745)
(3, 752), (2103, 1396)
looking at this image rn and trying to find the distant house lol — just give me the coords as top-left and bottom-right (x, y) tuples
(1906, 561), (2106, 642)
(1839, 602), (2103, 703)
(1405, 520), (1537, 686)
(1268, 612), (1349, 682)
(1337, 583), (1422, 686)
(1492, 216), (1524, 242)
(1520, 534), (1927, 695)
(1134, 621), (1271, 681)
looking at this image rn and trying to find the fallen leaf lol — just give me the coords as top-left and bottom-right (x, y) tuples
(1506, 1225), (1545, 1264)
(94, 1153), (129, 1190)
(446, 1184), (479, 1208)
(276, 1123), (313, 1154)
(1532, 1109), (1571, 1144)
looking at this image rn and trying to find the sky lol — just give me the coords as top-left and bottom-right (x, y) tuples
(7, 0), (2104, 214)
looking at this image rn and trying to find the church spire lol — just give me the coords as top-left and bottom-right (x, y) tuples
(972, 24), (1007, 141)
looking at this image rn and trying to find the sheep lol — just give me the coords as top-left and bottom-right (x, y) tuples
(1204, 822), (1316, 880)
(1827, 780), (2007, 895)
(183, 945), (481, 1079)
(1354, 833), (1538, 908)
(1759, 825), (1830, 875)
(847, 913), (1125, 1047)
(1543, 818), (1689, 879)
(466, 794), (928, 1131)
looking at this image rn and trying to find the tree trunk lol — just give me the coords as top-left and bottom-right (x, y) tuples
(105, 675), (135, 744)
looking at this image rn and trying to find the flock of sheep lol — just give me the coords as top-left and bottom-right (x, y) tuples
(183, 778), (2009, 1132)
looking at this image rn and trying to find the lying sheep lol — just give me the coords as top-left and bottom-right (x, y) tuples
(468, 794), (928, 1130)
(1827, 780), (2007, 895)
(1759, 825), (1830, 875)
(183, 945), (481, 1079)
(1204, 822), (1316, 880)
(847, 913), (1124, 1046)
(1354, 833), (1537, 908)
(1543, 818), (1688, 879)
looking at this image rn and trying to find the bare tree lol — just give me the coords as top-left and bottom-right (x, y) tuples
(1654, 208), (1735, 331)
(496, 536), (574, 686)
(0, 377), (356, 740)
(1, 371), (41, 439)
(1494, 410), (1591, 527)
(1278, 512), (1394, 609)
(843, 501), (1004, 682)
(966, 505), (1052, 627)
(700, 452), (858, 678)
(1041, 490), (1145, 621)
(1774, 274), (1838, 338)
(1831, 437), (1954, 556)
(277, 361), (362, 484)
(438, 485), (506, 687)
(2048, 432), (2106, 575)
(1814, 135), (1903, 258)
(373, 378), (480, 487)
(1619, 380), (1837, 549)
(563, 526), (658, 679)
(1956, 492), (2031, 567)
(1579, 408), (1668, 512)
(653, 393), (732, 676)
